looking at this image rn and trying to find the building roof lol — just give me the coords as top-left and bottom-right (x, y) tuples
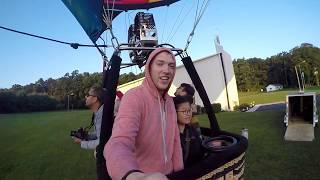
(118, 53), (221, 88)
(267, 84), (283, 87)
(176, 53), (220, 69)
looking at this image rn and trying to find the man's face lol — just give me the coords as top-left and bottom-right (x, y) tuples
(85, 89), (97, 107)
(150, 51), (176, 95)
(175, 86), (187, 96)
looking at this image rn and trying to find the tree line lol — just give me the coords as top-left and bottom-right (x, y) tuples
(2, 43), (319, 113)
(233, 43), (320, 91)
(0, 70), (143, 113)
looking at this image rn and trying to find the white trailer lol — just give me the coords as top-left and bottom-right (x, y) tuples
(284, 92), (318, 141)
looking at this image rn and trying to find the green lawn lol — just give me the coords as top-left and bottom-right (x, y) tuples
(239, 87), (320, 104)
(198, 111), (320, 180)
(1, 110), (320, 179)
(0, 110), (96, 180)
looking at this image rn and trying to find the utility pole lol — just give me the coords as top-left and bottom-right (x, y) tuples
(295, 60), (306, 93)
(295, 66), (302, 92)
(67, 92), (74, 111)
(314, 68), (319, 86)
(67, 94), (70, 111)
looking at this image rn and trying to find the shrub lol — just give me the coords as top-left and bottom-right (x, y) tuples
(212, 103), (221, 113)
(200, 106), (206, 114)
(238, 103), (251, 112)
(198, 103), (222, 114)
(56, 103), (66, 110)
(0, 92), (19, 113)
(196, 105), (202, 114)
(233, 105), (240, 111)
(0, 92), (59, 113)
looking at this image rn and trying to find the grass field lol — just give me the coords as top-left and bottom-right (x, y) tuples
(0, 110), (96, 180)
(239, 87), (320, 104)
(199, 111), (320, 180)
(1, 110), (320, 179)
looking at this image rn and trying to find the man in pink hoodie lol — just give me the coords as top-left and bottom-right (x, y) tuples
(104, 48), (183, 180)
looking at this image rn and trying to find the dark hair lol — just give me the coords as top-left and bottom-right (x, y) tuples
(90, 85), (105, 104)
(180, 83), (195, 96)
(173, 95), (193, 109)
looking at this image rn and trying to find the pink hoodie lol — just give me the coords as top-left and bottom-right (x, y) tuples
(104, 48), (183, 179)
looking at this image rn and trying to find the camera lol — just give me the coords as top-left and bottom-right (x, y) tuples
(70, 127), (89, 140)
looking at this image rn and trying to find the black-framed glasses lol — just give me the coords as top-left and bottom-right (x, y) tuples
(176, 109), (192, 115)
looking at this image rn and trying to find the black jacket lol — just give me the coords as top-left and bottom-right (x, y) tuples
(180, 125), (204, 167)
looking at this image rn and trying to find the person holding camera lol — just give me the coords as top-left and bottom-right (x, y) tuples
(104, 48), (183, 180)
(73, 86), (104, 150)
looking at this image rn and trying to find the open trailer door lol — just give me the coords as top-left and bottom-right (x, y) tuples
(284, 92), (318, 141)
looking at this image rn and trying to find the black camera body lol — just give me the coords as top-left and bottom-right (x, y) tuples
(70, 127), (89, 140)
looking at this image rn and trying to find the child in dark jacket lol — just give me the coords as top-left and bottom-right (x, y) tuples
(174, 95), (204, 167)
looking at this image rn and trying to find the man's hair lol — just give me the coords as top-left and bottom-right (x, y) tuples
(173, 95), (193, 109)
(180, 83), (195, 96)
(90, 85), (105, 104)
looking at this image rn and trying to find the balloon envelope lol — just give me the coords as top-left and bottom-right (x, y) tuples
(62, 0), (180, 43)
(104, 0), (180, 11)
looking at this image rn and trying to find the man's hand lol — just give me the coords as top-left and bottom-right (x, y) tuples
(143, 173), (169, 180)
(127, 172), (168, 180)
(73, 137), (82, 144)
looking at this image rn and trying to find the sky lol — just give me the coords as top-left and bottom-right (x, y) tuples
(0, 0), (319, 89)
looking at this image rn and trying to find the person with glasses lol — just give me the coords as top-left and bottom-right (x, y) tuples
(174, 95), (204, 168)
(73, 85), (104, 150)
(104, 48), (183, 180)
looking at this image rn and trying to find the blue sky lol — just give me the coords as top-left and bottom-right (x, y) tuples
(0, 0), (319, 89)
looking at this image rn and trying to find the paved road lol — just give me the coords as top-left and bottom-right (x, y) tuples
(249, 102), (286, 112)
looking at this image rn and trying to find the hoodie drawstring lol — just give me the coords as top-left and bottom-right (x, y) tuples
(158, 95), (168, 163)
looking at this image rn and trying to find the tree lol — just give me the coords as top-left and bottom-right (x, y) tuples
(233, 43), (320, 91)
(2, 43), (320, 111)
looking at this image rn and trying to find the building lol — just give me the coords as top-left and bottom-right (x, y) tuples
(118, 37), (239, 111)
(266, 84), (283, 92)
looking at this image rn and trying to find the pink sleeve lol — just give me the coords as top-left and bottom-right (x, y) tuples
(172, 124), (184, 171)
(104, 91), (142, 179)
